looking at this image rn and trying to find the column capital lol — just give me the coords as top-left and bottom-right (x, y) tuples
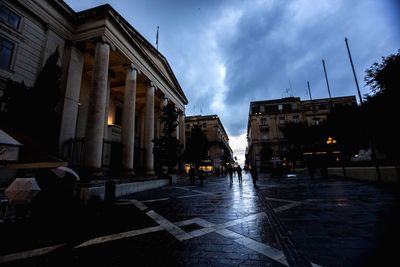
(145, 81), (157, 89)
(91, 36), (116, 51)
(123, 63), (141, 74)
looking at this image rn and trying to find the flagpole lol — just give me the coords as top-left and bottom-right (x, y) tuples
(156, 26), (159, 50)
(345, 37), (363, 105)
(322, 59), (333, 108)
(307, 81), (312, 101)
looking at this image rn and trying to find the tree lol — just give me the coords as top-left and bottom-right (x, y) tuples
(153, 102), (183, 173)
(0, 48), (62, 159)
(184, 124), (209, 168)
(363, 50), (400, 161)
(365, 50), (400, 96)
(324, 104), (366, 161)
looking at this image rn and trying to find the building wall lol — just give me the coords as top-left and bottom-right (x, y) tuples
(0, 1), (70, 89)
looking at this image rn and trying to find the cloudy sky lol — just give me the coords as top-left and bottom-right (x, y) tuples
(65, 0), (399, 166)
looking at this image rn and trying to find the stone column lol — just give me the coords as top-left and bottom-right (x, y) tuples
(154, 107), (160, 139)
(144, 83), (155, 174)
(58, 46), (84, 157)
(179, 111), (185, 150)
(121, 67), (138, 175)
(139, 110), (145, 167)
(159, 97), (168, 137)
(83, 41), (110, 174)
(104, 78), (111, 140)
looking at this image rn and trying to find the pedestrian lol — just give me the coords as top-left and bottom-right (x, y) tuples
(228, 165), (234, 184)
(188, 165), (196, 185)
(306, 156), (316, 179)
(250, 165), (258, 187)
(236, 165), (242, 184)
(199, 168), (205, 185)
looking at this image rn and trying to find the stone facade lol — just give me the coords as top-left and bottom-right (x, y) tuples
(185, 115), (233, 173)
(246, 96), (357, 169)
(0, 0), (188, 177)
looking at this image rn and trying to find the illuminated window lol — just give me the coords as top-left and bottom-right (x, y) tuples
(0, 36), (14, 69)
(0, 5), (20, 28)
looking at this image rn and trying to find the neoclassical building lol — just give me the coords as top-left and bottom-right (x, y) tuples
(0, 0), (188, 176)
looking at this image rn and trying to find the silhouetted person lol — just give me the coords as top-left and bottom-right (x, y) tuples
(188, 166), (196, 185)
(250, 166), (258, 186)
(199, 168), (205, 185)
(306, 156), (316, 179)
(237, 165), (242, 184)
(228, 165), (234, 184)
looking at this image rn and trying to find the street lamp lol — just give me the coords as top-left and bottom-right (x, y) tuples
(326, 137), (337, 145)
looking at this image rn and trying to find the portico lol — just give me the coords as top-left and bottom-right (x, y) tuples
(57, 5), (188, 178)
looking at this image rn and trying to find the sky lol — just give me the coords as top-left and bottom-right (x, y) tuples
(65, 0), (399, 166)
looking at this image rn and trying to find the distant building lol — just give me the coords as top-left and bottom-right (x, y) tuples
(246, 96), (357, 169)
(185, 115), (233, 173)
(0, 0), (188, 176)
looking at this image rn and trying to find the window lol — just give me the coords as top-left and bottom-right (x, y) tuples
(186, 124), (190, 129)
(0, 36), (14, 69)
(278, 104), (283, 111)
(260, 118), (267, 126)
(293, 115), (299, 122)
(0, 5), (21, 28)
(260, 105), (265, 114)
(202, 122), (207, 128)
(251, 106), (260, 115)
(279, 116), (285, 124)
(319, 104), (328, 110)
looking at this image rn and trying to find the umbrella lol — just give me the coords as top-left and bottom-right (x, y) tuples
(5, 177), (41, 205)
(50, 166), (80, 180)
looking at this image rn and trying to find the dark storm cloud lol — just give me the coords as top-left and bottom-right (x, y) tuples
(213, 0), (400, 135)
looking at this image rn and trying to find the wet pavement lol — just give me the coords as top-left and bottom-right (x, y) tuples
(0, 172), (399, 267)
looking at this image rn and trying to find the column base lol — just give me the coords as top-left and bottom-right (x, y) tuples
(123, 169), (135, 177)
(146, 170), (155, 175)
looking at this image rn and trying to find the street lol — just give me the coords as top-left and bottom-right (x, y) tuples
(1, 172), (399, 267)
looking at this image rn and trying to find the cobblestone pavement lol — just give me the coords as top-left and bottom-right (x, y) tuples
(1, 173), (399, 267)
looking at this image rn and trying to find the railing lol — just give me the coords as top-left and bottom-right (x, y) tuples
(61, 138), (145, 175)
(62, 138), (117, 171)
(0, 197), (15, 222)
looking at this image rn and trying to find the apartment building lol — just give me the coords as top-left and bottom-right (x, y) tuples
(185, 115), (233, 173)
(246, 96), (357, 169)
